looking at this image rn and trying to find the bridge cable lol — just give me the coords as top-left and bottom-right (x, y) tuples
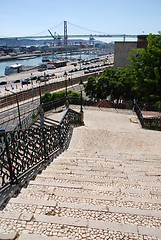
(31, 22), (64, 36)
(68, 21), (108, 35)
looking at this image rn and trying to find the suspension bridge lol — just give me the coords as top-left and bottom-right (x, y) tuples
(3, 21), (138, 42)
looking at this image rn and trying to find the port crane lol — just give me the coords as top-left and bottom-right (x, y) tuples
(48, 30), (55, 62)
(48, 30), (62, 62)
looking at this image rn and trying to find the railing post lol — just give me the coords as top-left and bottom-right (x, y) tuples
(4, 132), (17, 184)
(58, 125), (62, 150)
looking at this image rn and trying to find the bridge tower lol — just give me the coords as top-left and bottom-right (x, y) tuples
(89, 34), (95, 46)
(64, 21), (67, 46)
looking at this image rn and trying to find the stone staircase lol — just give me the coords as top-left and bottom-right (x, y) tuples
(0, 108), (161, 240)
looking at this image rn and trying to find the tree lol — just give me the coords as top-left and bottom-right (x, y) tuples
(114, 67), (135, 102)
(84, 68), (116, 100)
(129, 34), (161, 103)
(84, 67), (131, 102)
(84, 76), (97, 98)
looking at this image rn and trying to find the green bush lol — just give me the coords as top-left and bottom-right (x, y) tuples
(41, 90), (82, 112)
(41, 92), (52, 103)
(51, 90), (66, 101)
(68, 90), (81, 105)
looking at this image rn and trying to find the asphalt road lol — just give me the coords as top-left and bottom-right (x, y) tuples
(0, 54), (114, 96)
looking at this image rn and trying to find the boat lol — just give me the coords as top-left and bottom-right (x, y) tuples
(18, 56), (37, 60)
(4, 63), (35, 75)
(42, 56), (50, 62)
(5, 63), (22, 75)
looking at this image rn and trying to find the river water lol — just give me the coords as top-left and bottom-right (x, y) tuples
(0, 53), (98, 77)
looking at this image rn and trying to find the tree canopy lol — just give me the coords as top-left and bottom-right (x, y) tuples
(129, 33), (161, 103)
(84, 34), (161, 105)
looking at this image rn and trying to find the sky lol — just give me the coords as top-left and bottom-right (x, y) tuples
(0, 0), (161, 42)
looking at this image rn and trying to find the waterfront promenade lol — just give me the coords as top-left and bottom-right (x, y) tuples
(0, 107), (161, 239)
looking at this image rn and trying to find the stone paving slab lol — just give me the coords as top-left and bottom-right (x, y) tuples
(17, 233), (69, 240)
(58, 201), (108, 212)
(108, 206), (161, 218)
(54, 189), (116, 201)
(88, 219), (138, 234)
(112, 178), (161, 188)
(121, 187), (150, 195)
(42, 169), (112, 178)
(35, 214), (89, 227)
(29, 180), (119, 192)
(118, 195), (161, 204)
(138, 226), (161, 239)
(0, 231), (17, 240)
(30, 180), (83, 189)
(37, 173), (114, 184)
(45, 166), (125, 175)
(0, 210), (21, 220)
(10, 198), (57, 207)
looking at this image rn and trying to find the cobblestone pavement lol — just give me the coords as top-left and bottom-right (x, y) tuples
(0, 108), (161, 239)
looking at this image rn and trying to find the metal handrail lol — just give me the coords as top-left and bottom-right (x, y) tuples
(134, 103), (144, 127)
(0, 108), (81, 194)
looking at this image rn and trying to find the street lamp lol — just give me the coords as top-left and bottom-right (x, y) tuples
(5, 88), (22, 129)
(79, 78), (84, 124)
(38, 81), (44, 128)
(64, 71), (68, 107)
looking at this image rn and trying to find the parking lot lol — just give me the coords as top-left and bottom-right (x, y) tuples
(0, 54), (114, 97)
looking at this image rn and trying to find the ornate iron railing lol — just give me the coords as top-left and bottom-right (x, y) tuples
(134, 103), (144, 127)
(0, 108), (81, 193)
(43, 97), (66, 113)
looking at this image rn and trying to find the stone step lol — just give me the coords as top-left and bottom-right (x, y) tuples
(55, 155), (161, 164)
(34, 213), (138, 233)
(37, 172), (161, 188)
(57, 155), (161, 166)
(49, 161), (160, 172)
(2, 197), (160, 236)
(53, 158), (161, 171)
(43, 167), (161, 183)
(108, 206), (161, 218)
(61, 149), (160, 159)
(42, 169), (127, 179)
(17, 233), (68, 240)
(29, 179), (161, 199)
(33, 213), (161, 238)
(30, 179), (160, 197)
(17, 185), (160, 208)
(3, 198), (160, 231)
(9, 198), (108, 212)
(2, 213), (159, 239)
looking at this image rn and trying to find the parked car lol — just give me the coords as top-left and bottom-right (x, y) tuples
(50, 73), (55, 77)
(22, 78), (31, 85)
(37, 75), (48, 82)
(30, 76), (37, 80)
(0, 81), (7, 85)
(13, 79), (20, 83)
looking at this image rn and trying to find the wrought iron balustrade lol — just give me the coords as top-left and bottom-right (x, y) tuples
(134, 103), (144, 127)
(0, 108), (81, 192)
